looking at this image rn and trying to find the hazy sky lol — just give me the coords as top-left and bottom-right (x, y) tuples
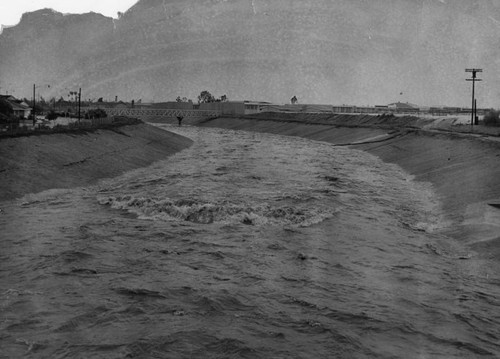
(0, 0), (138, 26)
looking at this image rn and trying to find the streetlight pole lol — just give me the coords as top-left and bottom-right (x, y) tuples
(466, 68), (482, 126)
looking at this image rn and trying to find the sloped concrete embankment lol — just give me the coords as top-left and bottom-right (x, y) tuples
(0, 123), (193, 201)
(356, 130), (500, 255)
(197, 114), (500, 255)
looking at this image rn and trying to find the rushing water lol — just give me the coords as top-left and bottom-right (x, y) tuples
(1, 124), (500, 358)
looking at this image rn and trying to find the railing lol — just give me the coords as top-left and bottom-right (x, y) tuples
(100, 107), (221, 119)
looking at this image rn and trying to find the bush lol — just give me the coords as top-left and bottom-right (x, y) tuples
(483, 110), (500, 126)
(84, 108), (107, 119)
(45, 111), (58, 121)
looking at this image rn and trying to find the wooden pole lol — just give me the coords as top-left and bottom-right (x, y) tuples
(78, 88), (81, 123)
(466, 68), (482, 127)
(33, 83), (36, 125)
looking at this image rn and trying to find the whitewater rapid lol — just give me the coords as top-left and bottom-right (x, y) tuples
(1, 124), (499, 358)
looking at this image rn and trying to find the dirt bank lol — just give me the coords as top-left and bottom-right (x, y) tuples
(196, 114), (500, 256)
(0, 123), (192, 201)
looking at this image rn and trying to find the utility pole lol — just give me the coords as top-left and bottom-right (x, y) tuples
(78, 88), (81, 123)
(475, 99), (478, 125)
(33, 84), (36, 125)
(466, 68), (482, 126)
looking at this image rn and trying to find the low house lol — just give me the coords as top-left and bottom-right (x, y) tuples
(114, 101), (129, 109)
(244, 101), (270, 114)
(0, 95), (32, 119)
(387, 101), (420, 113)
(10, 100), (32, 118)
(0, 95), (32, 130)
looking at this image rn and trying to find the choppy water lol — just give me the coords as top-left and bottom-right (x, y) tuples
(1, 124), (500, 358)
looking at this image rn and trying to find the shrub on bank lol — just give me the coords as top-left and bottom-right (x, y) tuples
(483, 110), (500, 126)
(84, 109), (107, 119)
(0, 116), (142, 139)
(45, 111), (58, 121)
(46, 111), (73, 120)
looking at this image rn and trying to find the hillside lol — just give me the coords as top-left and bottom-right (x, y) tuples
(1, 0), (500, 106)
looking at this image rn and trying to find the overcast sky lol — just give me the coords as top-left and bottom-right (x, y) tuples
(0, 0), (138, 26)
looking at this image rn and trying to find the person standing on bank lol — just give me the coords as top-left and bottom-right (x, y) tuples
(177, 116), (184, 126)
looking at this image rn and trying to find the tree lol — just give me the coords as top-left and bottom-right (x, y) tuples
(291, 96), (298, 104)
(45, 110), (58, 121)
(0, 99), (13, 116)
(483, 110), (500, 126)
(176, 96), (189, 103)
(84, 108), (107, 119)
(198, 90), (216, 104)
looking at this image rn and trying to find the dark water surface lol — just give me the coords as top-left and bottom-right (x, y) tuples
(1, 125), (500, 358)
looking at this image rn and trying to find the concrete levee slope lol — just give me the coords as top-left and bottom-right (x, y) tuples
(196, 113), (500, 257)
(0, 123), (193, 201)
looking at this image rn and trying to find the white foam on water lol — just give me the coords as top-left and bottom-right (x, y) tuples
(98, 195), (338, 227)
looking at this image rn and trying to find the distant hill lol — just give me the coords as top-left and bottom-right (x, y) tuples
(1, 0), (500, 106)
